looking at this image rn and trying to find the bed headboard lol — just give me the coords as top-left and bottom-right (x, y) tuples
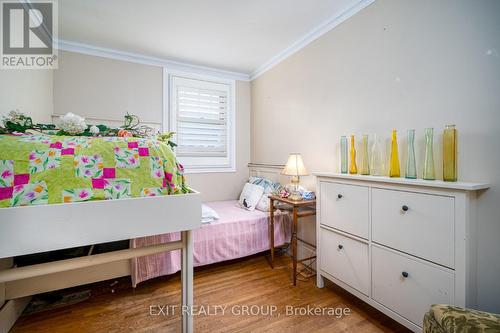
(248, 163), (316, 190)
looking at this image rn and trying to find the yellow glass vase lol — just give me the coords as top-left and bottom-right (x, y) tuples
(349, 135), (357, 174)
(360, 134), (370, 175)
(443, 125), (457, 181)
(389, 130), (400, 177)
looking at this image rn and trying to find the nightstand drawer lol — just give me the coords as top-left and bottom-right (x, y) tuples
(320, 227), (369, 296)
(319, 182), (369, 239)
(372, 188), (454, 268)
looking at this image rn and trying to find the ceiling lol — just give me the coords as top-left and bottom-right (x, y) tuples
(59, 0), (363, 75)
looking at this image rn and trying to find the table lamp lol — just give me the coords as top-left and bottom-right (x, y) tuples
(282, 153), (308, 201)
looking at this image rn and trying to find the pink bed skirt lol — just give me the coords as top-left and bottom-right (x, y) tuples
(130, 200), (291, 287)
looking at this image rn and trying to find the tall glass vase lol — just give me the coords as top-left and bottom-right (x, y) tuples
(340, 136), (348, 174)
(389, 130), (400, 177)
(405, 129), (417, 179)
(349, 135), (358, 174)
(370, 134), (384, 176)
(443, 125), (457, 182)
(423, 128), (436, 180)
(360, 134), (370, 175)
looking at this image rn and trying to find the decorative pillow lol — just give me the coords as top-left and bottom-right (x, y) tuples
(238, 183), (264, 211)
(249, 176), (282, 212)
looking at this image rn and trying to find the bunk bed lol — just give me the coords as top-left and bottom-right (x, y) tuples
(0, 133), (201, 333)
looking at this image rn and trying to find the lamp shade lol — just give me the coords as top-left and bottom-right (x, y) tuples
(282, 153), (308, 176)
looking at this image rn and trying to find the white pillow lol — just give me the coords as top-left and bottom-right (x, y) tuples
(238, 183), (264, 211)
(256, 188), (272, 212)
(202, 204), (219, 220)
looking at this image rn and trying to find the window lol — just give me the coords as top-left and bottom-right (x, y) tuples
(169, 74), (235, 173)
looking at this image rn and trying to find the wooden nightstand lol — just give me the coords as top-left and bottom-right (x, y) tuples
(268, 195), (316, 286)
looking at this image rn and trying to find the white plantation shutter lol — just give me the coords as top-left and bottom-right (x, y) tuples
(170, 75), (234, 172)
(176, 85), (227, 157)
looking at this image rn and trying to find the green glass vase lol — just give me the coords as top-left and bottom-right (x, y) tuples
(423, 128), (435, 180)
(405, 129), (417, 179)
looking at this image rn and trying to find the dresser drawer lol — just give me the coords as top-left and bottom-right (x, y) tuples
(372, 188), (454, 268)
(319, 182), (369, 239)
(372, 246), (454, 326)
(320, 227), (369, 295)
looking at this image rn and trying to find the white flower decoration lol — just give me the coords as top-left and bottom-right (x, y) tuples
(2, 109), (26, 126)
(89, 125), (100, 135)
(59, 113), (87, 135)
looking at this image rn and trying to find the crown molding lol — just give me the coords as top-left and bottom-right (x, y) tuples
(56, 39), (251, 81)
(56, 0), (373, 82)
(249, 0), (375, 80)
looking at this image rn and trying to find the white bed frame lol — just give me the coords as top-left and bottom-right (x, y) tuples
(0, 191), (201, 333)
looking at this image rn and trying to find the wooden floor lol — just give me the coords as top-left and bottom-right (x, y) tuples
(12, 254), (411, 333)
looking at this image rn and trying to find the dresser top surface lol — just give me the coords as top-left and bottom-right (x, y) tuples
(313, 172), (490, 191)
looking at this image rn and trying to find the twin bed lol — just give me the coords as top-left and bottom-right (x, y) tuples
(132, 200), (291, 286)
(0, 133), (291, 333)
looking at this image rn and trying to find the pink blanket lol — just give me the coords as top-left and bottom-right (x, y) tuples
(130, 200), (291, 287)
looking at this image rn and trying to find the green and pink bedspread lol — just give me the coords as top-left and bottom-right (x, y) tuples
(0, 133), (188, 207)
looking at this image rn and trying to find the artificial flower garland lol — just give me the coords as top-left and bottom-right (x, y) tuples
(1, 110), (176, 149)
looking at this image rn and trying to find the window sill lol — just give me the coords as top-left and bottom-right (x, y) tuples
(183, 167), (236, 174)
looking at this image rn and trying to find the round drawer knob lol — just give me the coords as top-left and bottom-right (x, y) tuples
(402, 205), (409, 212)
(338, 244), (343, 250)
(337, 194), (343, 199)
(402, 271), (409, 278)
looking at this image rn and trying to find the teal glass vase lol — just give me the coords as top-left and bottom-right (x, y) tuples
(405, 129), (417, 179)
(340, 136), (348, 174)
(423, 128), (436, 180)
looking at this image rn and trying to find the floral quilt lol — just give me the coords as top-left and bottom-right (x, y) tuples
(0, 134), (189, 207)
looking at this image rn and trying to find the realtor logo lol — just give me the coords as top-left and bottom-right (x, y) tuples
(1, 0), (58, 69)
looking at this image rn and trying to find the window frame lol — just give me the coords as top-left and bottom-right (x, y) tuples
(164, 69), (236, 174)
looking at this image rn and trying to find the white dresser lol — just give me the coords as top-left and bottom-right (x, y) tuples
(315, 173), (489, 332)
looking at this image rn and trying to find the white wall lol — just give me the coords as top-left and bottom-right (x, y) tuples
(0, 70), (53, 123)
(54, 51), (163, 128)
(53, 51), (251, 202)
(251, 0), (500, 312)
